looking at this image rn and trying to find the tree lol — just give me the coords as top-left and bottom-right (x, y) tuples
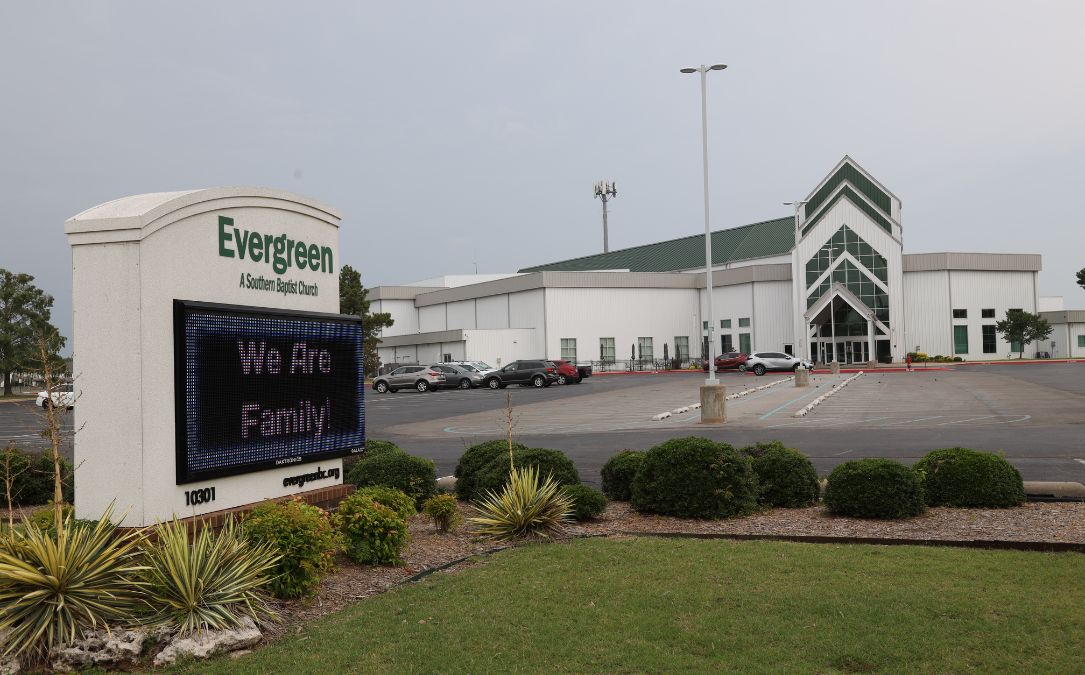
(1077, 267), (1084, 291)
(0, 269), (65, 396)
(994, 309), (1053, 359)
(339, 265), (393, 376)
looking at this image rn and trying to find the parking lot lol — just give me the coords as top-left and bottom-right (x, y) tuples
(367, 363), (1085, 485)
(0, 399), (74, 459)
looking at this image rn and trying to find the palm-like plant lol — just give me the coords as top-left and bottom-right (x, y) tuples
(469, 465), (574, 541)
(140, 518), (279, 634)
(0, 507), (145, 662)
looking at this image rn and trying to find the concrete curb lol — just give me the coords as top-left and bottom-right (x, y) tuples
(727, 376), (795, 400)
(651, 411), (672, 421)
(793, 371), (863, 417)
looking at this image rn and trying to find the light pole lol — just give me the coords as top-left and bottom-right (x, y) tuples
(594, 181), (617, 253)
(681, 63), (727, 385)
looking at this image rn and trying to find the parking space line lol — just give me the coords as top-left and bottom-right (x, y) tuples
(875, 416), (945, 426)
(936, 415), (999, 425)
(758, 385), (831, 420)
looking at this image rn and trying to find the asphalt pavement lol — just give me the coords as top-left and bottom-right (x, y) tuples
(365, 364), (1085, 487)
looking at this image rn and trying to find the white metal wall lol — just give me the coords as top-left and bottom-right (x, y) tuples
(446, 299), (476, 329)
(752, 281), (795, 352)
(476, 295), (509, 329)
(902, 271), (951, 356)
(509, 288), (546, 329)
(546, 287), (701, 362)
(948, 270), (1038, 359)
(1050, 321), (1085, 358)
(373, 299), (418, 337)
(418, 304), (445, 333)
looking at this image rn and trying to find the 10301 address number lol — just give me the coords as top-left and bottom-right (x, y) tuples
(184, 486), (216, 506)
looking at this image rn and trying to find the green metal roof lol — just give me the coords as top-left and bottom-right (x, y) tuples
(518, 217), (795, 273)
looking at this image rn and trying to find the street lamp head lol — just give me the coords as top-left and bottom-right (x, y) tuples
(709, 64), (728, 70)
(679, 67), (698, 74)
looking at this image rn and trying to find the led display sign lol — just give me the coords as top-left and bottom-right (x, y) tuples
(174, 300), (365, 484)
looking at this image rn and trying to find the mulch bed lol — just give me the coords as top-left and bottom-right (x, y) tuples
(261, 500), (1085, 642)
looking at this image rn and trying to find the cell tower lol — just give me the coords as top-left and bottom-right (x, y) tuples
(593, 180), (618, 253)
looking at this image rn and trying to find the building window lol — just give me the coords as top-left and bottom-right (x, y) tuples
(954, 325), (969, 355)
(738, 317), (750, 328)
(739, 333), (751, 354)
(952, 309), (967, 319)
(637, 337), (654, 361)
(599, 338), (615, 363)
(982, 326), (997, 354)
(703, 321), (708, 330)
(784, 344), (794, 356)
(560, 338), (576, 361)
(674, 336), (689, 360)
(981, 308), (995, 319)
(1011, 339), (1023, 353)
(721, 319), (731, 329)
(722, 335), (734, 352)
(1078, 335), (1085, 348)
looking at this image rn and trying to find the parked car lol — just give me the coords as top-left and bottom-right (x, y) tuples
(372, 366), (446, 393)
(444, 361), (497, 377)
(552, 359), (591, 381)
(36, 383), (74, 409)
(745, 352), (814, 376)
(482, 360), (559, 389)
(701, 352), (749, 372)
(549, 359), (583, 384)
(432, 363), (483, 389)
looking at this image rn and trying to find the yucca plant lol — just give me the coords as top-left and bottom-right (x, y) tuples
(0, 506), (145, 663)
(469, 465), (574, 541)
(140, 518), (279, 634)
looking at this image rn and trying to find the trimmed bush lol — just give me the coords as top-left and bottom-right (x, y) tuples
(739, 440), (789, 460)
(244, 500), (340, 599)
(475, 448), (580, 498)
(422, 494), (461, 532)
(348, 452), (436, 508)
(454, 440), (527, 501)
(343, 439), (402, 476)
(353, 486), (416, 520)
(600, 450), (644, 501)
(824, 459), (924, 519)
(914, 447), (1025, 507)
(335, 493), (410, 565)
(631, 437), (758, 519)
(750, 445), (820, 508)
(562, 484), (607, 521)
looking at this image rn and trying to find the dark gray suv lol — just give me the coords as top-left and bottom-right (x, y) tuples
(432, 363), (484, 389)
(482, 360), (559, 389)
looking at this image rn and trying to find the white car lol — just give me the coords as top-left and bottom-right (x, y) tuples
(745, 352), (814, 376)
(36, 383), (74, 409)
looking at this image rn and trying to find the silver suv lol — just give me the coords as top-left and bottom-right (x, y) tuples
(745, 352), (814, 376)
(372, 366), (446, 393)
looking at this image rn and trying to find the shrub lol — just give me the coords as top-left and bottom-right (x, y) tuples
(335, 493), (410, 565)
(141, 518), (279, 634)
(0, 506), (144, 663)
(243, 500), (339, 599)
(913, 448), (1025, 507)
(25, 504), (99, 537)
(422, 494), (461, 533)
(348, 452), (436, 508)
(0, 448), (74, 507)
(600, 450), (644, 501)
(469, 466), (573, 540)
(750, 446), (820, 508)
(631, 437), (758, 519)
(562, 484), (607, 521)
(343, 439), (403, 476)
(454, 440), (527, 501)
(475, 448), (580, 498)
(824, 459), (924, 519)
(354, 486), (416, 520)
(739, 440), (789, 460)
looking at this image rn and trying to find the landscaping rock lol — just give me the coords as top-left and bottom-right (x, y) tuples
(50, 628), (148, 672)
(153, 617), (262, 667)
(436, 475), (457, 491)
(0, 655), (18, 675)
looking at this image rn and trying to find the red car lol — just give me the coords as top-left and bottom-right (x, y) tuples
(701, 352), (749, 372)
(550, 359), (583, 384)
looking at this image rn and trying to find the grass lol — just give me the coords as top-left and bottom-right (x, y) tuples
(176, 537), (1084, 674)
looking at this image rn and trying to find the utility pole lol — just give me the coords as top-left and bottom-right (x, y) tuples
(594, 180), (617, 253)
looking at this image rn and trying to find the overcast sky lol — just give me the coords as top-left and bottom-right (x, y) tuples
(2, 1), (1083, 350)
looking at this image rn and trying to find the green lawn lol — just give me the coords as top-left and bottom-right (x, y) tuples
(178, 538), (1084, 674)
